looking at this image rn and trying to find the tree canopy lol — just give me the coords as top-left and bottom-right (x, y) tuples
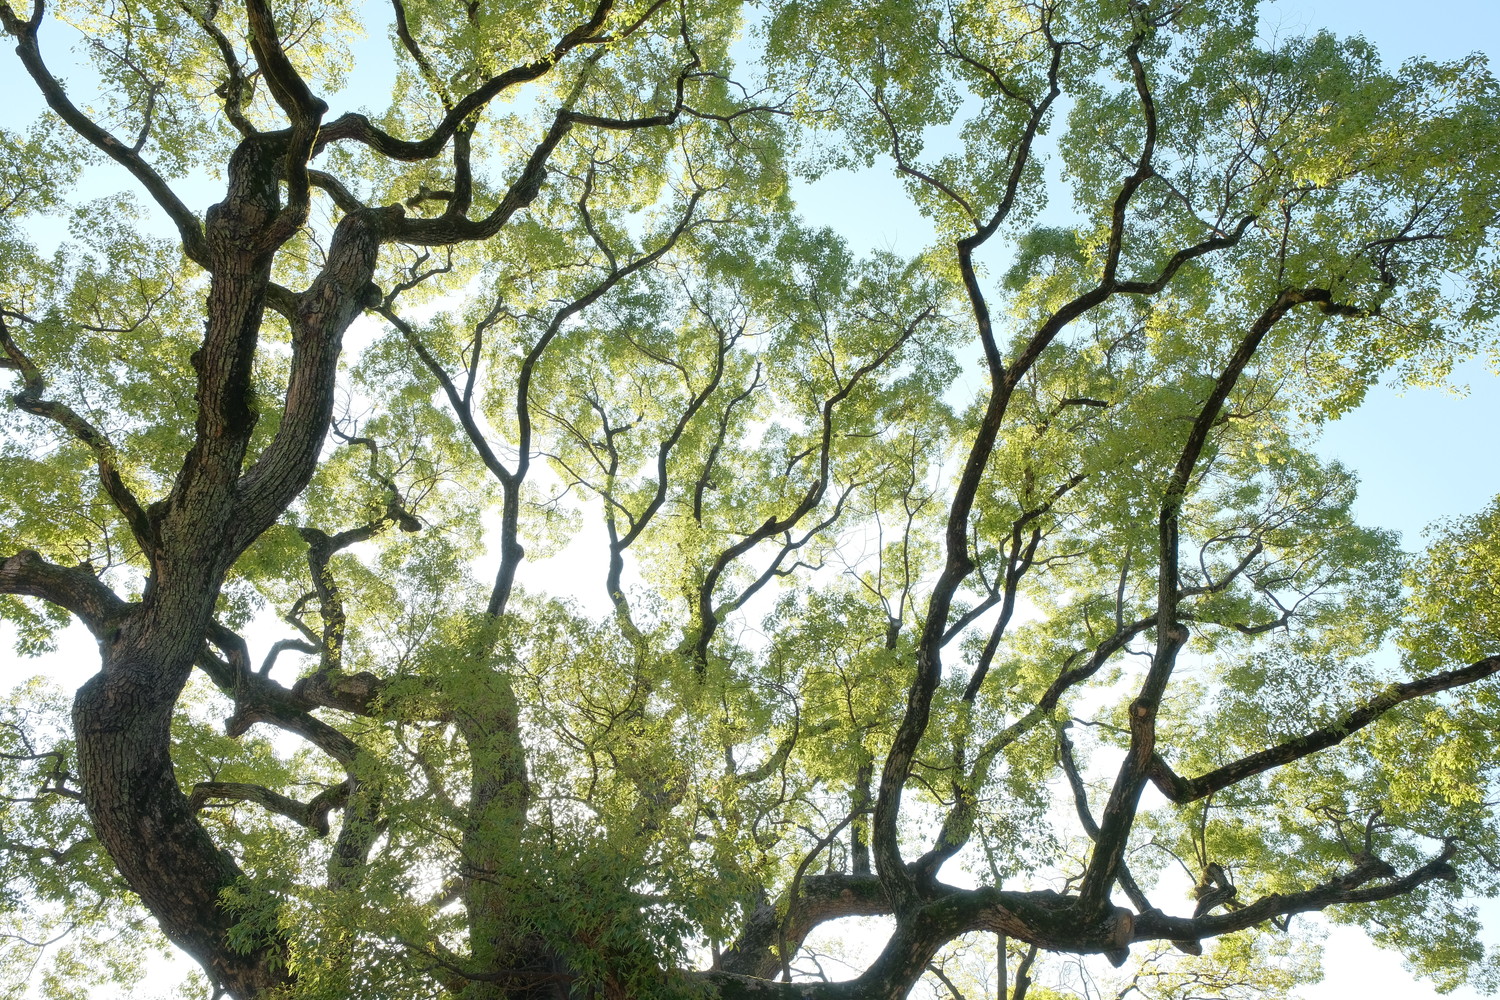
(2, 0), (1499, 997)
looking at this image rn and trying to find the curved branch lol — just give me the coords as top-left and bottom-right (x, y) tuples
(709, 843), (1459, 1000)
(1, 316), (156, 556)
(1, 0), (207, 264)
(314, 0), (619, 162)
(716, 873), (890, 980)
(308, 169), (368, 215)
(189, 779), (348, 837)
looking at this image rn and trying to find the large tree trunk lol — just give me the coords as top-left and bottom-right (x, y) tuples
(76, 631), (293, 995)
(62, 128), (385, 998)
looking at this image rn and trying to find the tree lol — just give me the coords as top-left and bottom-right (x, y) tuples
(2, 0), (1498, 996)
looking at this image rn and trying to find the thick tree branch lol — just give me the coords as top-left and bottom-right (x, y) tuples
(239, 0), (326, 246)
(232, 207), (401, 554)
(1056, 723), (1155, 924)
(1149, 655), (1500, 802)
(716, 843), (1460, 1000)
(200, 623), (370, 765)
(716, 873), (891, 980)
(0, 549), (129, 637)
(307, 169), (368, 215)
(1133, 841), (1461, 945)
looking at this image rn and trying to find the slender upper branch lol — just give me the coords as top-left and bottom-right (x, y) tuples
(693, 308), (932, 664)
(177, 0), (257, 136)
(390, 0), (454, 110)
(1099, 39), (1158, 286)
